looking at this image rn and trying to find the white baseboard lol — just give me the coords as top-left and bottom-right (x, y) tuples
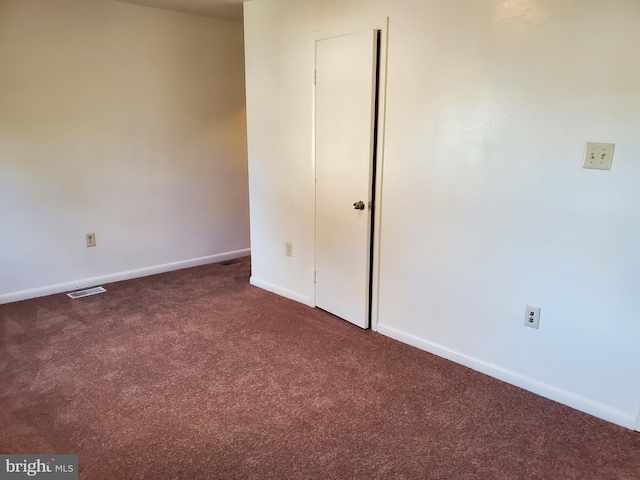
(250, 277), (314, 307)
(377, 323), (637, 431)
(0, 248), (251, 305)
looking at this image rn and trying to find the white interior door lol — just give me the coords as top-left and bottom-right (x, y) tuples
(315, 30), (378, 329)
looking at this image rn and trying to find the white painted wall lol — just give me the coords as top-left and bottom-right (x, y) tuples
(0, 0), (250, 302)
(244, 0), (640, 429)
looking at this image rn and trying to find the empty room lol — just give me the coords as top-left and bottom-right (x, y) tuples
(1, 0), (639, 478)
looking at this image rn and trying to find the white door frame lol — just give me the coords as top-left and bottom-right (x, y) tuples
(310, 18), (389, 332)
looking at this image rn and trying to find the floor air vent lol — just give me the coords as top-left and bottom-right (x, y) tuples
(67, 286), (106, 299)
(220, 259), (241, 266)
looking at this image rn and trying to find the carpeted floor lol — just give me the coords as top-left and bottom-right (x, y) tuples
(1, 256), (638, 479)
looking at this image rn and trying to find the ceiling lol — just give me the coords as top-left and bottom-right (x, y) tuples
(115, 0), (245, 22)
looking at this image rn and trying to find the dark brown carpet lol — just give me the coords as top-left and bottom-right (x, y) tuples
(1, 257), (638, 479)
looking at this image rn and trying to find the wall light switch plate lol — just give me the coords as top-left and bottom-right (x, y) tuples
(583, 142), (614, 170)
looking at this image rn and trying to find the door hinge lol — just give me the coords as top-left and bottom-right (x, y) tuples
(314, 70), (317, 85)
(314, 271), (316, 283)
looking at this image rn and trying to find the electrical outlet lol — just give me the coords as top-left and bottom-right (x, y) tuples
(524, 305), (540, 329)
(86, 233), (96, 247)
(583, 142), (614, 170)
(285, 242), (292, 257)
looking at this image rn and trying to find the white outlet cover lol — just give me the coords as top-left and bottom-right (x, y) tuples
(524, 305), (541, 329)
(86, 232), (96, 247)
(583, 142), (614, 170)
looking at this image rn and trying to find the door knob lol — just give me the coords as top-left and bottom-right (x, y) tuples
(353, 201), (365, 210)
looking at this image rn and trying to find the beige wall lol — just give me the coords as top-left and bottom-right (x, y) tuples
(0, 0), (250, 300)
(244, 0), (640, 429)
